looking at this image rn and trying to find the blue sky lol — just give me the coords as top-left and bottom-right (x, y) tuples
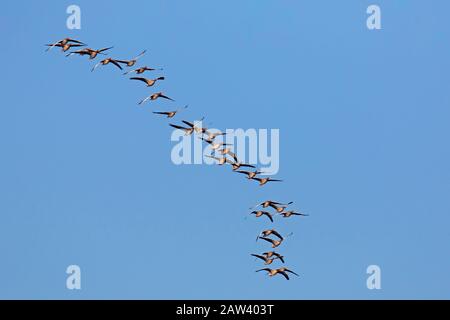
(1, 0), (450, 299)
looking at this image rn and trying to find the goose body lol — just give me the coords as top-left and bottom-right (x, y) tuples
(256, 268), (299, 280)
(130, 76), (165, 87)
(250, 211), (273, 223)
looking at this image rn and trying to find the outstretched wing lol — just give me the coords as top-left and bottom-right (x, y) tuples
(138, 95), (152, 105)
(295, 211), (309, 216)
(133, 50), (147, 61)
(271, 230), (284, 240)
(130, 77), (148, 84)
(251, 254), (266, 262)
(285, 269), (299, 277)
(169, 124), (188, 130)
(274, 253), (285, 263)
(67, 38), (85, 44)
(159, 94), (175, 101)
(110, 60), (123, 70)
(239, 163), (256, 169)
(91, 61), (102, 72)
(98, 46), (113, 53)
(263, 212), (274, 223)
(123, 68), (138, 75)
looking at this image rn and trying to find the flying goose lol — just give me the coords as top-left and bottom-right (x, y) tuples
(270, 203), (294, 213)
(200, 137), (232, 150)
(235, 169), (263, 179)
(251, 254), (284, 265)
(123, 66), (163, 75)
(130, 77), (165, 87)
(229, 161), (256, 171)
(138, 92), (175, 105)
(204, 130), (226, 141)
(251, 177), (283, 186)
(257, 236), (283, 248)
(182, 118), (207, 134)
(169, 124), (195, 136)
(258, 229), (284, 241)
(116, 50), (146, 67)
(256, 268), (299, 280)
(251, 201), (293, 210)
(152, 105), (188, 118)
(46, 42), (85, 52)
(91, 58), (124, 72)
(205, 155), (232, 166)
(218, 148), (238, 163)
(262, 251), (285, 263)
(250, 211), (273, 223)
(279, 211), (309, 218)
(66, 47), (113, 59)
(46, 38), (85, 52)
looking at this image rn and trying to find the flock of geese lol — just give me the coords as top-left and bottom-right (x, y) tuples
(46, 37), (309, 281)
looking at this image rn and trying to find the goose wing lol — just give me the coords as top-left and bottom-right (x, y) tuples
(284, 269), (299, 277)
(130, 77), (149, 84)
(159, 93), (175, 101)
(153, 111), (170, 116)
(91, 61), (103, 72)
(138, 95), (152, 105)
(251, 254), (266, 262)
(170, 124), (189, 131)
(110, 59), (123, 70)
(278, 271), (290, 280)
(132, 50), (147, 61)
(98, 46), (113, 53)
(262, 212), (274, 223)
(271, 229), (284, 240)
(273, 253), (285, 263)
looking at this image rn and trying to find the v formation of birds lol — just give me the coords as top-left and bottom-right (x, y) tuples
(46, 37), (309, 281)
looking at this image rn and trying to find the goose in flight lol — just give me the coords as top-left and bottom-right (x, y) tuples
(66, 47), (113, 59)
(279, 211), (309, 218)
(138, 92), (175, 105)
(46, 38), (85, 52)
(205, 155), (232, 166)
(250, 210), (273, 223)
(256, 268), (299, 280)
(258, 236), (283, 248)
(91, 58), (124, 72)
(235, 169), (263, 180)
(251, 200), (293, 211)
(251, 177), (283, 186)
(262, 251), (285, 263)
(251, 253), (284, 265)
(182, 118), (207, 134)
(204, 130), (226, 141)
(169, 124), (195, 136)
(123, 66), (163, 75)
(130, 76), (165, 87)
(46, 42), (85, 52)
(200, 137), (232, 150)
(229, 161), (256, 171)
(153, 105), (188, 118)
(218, 148), (238, 163)
(116, 50), (146, 67)
(258, 229), (284, 241)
